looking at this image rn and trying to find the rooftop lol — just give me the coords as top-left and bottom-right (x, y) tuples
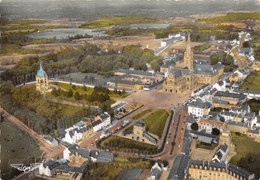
(168, 154), (189, 180)
(36, 63), (47, 77)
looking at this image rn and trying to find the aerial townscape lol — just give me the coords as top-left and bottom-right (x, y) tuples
(1, 0), (260, 180)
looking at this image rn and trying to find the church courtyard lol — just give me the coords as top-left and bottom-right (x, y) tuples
(122, 86), (190, 109)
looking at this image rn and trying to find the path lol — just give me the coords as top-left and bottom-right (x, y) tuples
(231, 33), (248, 68)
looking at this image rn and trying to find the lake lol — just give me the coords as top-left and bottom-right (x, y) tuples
(29, 28), (107, 39)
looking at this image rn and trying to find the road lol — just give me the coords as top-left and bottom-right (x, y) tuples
(231, 33), (247, 68)
(148, 107), (188, 164)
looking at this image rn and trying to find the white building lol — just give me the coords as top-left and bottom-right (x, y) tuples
(39, 159), (67, 177)
(250, 116), (260, 129)
(148, 162), (162, 180)
(212, 81), (226, 91)
(100, 112), (111, 128)
(188, 99), (211, 117)
(63, 127), (82, 144)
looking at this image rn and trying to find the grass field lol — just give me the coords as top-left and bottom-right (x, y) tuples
(230, 132), (260, 165)
(240, 71), (260, 91)
(80, 16), (158, 28)
(54, 82), (129, 100)
(0, 120), (41, 179)
(99, 135), (157, 154)
(143, 110), (169, 138)
(13, 84), (84, 118)
(198, 12), (260, 22)
(87, 156), (152, 180)
(132, 109), (152, 120)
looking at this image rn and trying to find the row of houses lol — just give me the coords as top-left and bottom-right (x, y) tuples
(61, 112), (111, 144)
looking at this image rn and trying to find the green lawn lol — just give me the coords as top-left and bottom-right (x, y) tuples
(240, 71), (260, 91)
(54, 82), (129, 100)
(13, 84), (84, 118)
(80, 16), (158, 28)
(99, 135), (157, 154)
(86, 156), (152, 180)
(132, 109), (152, 120)
(230, 132), (260, 165)
(143, 109), (169, 138)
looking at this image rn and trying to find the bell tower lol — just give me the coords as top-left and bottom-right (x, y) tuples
(183, 33), (194, 71)
(36, 62), (50, 92)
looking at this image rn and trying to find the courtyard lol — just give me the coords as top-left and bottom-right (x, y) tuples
(122, 86), (190, 109)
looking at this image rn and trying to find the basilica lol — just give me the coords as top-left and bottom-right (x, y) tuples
(163, 34), (224, 94)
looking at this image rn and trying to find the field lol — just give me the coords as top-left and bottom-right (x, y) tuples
(230, 132), (260, 165)
(99, 135), (157, 154)
(240, 71), (260, 91)
(0, 120), (41, 180)
(13, 84), (84, 119)
(143, 109), (169, 138)
(80, 16), (158, 28)
(54, 82), (129, 100)
(198, 12), (260, 23)
(86, 156), (152, 180)
(132, 109), (152, 120)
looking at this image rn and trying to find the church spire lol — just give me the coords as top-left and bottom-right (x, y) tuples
(184, 33), (193, 71)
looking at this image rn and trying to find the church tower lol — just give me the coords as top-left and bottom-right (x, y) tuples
(183, 33), (194, 71)
(36, 62), (51, 92)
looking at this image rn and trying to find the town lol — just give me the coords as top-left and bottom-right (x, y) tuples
(0, 2), (260, 180)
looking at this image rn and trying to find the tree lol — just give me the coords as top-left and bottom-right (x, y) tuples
(74, 91), (81, 100)
(211, 128), (220, 136)
(67, 89), (73, 98)
(82, 85), (87, 91)
(191, 122), (199, 131)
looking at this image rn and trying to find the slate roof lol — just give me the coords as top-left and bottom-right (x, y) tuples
(188, 99), (211, 109)
(169, 68), (191, 78)
(214, 91), (246, 100)
(190, 160), (254, 180)
(168, 154), (189, 180)
(116, 69), (154, 77)
(110, 79), (144, 85)
(194, 63), (223, 75)
(96, 151), (113, 162)
(68, 144), (90, 159)
(43, 159), (61, 170)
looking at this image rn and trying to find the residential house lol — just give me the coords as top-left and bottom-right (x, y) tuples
(63, 127), (82, 144)
(63, 144), (90, 164)
(44, 135), (59, 146)
(188, 99), (211, 117)
(212, 91), (247, 109)
(219, 111), (243, 122)
(198, 118), (227, 133)
(95, 112), (111, 128)
(92, 119), (103, 132)
(212, 81), (226, 91)
(212, 143), (228, 163)
(148, 163), (163, 180)
(39, 159), (87, 179)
